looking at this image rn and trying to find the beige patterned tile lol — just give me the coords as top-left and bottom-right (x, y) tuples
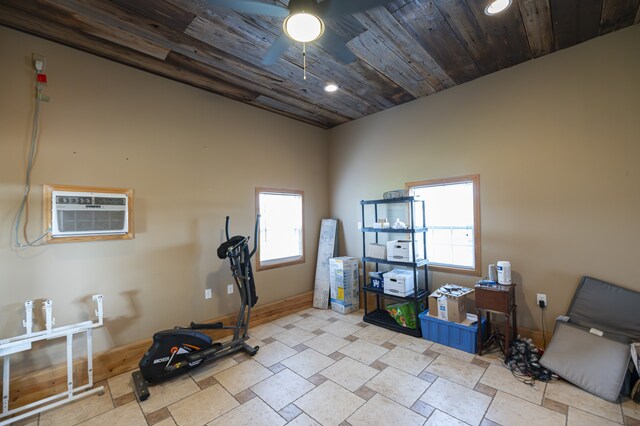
(480, 363), (545, 404)
(427, 342), (476, 363)
(40, 385), (114, 426)
(168, 383), (238, 425)
(542, 398), (569, 415)
(353, 325), (398, 345)
(567, 406), (622, 425)
(294, 380), (365, 426)
(321, 320), (363, 338)
(304, 308), (339, 321)
(354, 385), (377, 401)
(304, 333), (351, 356)
(366, 366), (431, 408)
(154, 419), (177, 426)
(286, 413), (322, 426)
(338, 339), (389, 365)
(281, 348), (334, 378)
(425, 410), (468, 425)
(251, 369), (314, 411)
(426, 355), (485, 389)
(146, 407), (171, 425)
(273, 314), (305, 326)
(627, 415), (640, 426)
(273, 327), (316, 347)
(250, 322), (287, 340)
(76, 401), (146, 426)
(207, 396), (285, 425)
(197, 375), (220, 390)
(411, 400), (435, 418)
(338, 310), (365, 324)
(214, 359), (273, 395)
(389, 333), (434, 353)
(189, 356), (238, 382)
(320, 357), (379, 392)
(279, 403), (303, 421)
(379, 346), (435, 376)
(292, 316), (331, 332)
(113, 392), (136, 407)
(234, 388), (256, 404)
(486, 391), (565, 426)
(348, 393), (426, 426)
(420, 378), (491, 426)
(622, 396), (640, 420)
(545, 380), (623, 423)
(107, 370), (136, 399)
(253, 341), (297, 367)
(474, 382), (498, 398)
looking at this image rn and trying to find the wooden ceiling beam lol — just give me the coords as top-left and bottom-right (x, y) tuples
(464, 0), (532, 69)
(354, 7), (455, 91)
(431, 0), (500, 74)
(518, 0), (554, 58)
(391, 0), (482, 84)
(601, 0), (640, 34)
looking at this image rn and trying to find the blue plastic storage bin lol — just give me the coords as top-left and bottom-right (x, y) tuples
(418, 310), (485, 354)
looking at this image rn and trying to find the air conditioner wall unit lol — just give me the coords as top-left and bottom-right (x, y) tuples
(51, 190), (129, 237)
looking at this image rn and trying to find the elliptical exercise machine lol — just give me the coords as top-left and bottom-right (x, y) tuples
(132, 215), (260, 401)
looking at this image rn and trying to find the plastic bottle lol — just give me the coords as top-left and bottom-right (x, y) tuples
(497, 261), (512, 285)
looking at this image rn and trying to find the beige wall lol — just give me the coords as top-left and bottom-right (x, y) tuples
(329, 25), (640, 331)
(0, 27), (328, 363)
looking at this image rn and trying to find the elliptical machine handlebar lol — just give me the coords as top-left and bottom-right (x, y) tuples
(224, 215), (260, 259)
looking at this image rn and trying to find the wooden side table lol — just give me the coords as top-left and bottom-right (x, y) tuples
(475, 283), (517, 356)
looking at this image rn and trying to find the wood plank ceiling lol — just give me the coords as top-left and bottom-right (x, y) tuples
(1, 0), (639, 128)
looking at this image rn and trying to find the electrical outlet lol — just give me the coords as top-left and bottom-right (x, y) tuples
(537, 293), (547, 308)
(205, 288), (212, 299)
(227, 284), (234, 295)
(32, 53), (46, 72)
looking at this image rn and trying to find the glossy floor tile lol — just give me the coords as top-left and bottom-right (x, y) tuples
(25, 308), (636, 426)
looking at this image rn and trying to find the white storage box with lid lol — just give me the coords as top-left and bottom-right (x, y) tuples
(386, 240), (424, 262)
(383, 269), (415, 297)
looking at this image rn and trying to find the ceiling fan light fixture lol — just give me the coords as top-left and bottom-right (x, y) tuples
(283, 12), (324, 43)
(484, 0), (512, 15)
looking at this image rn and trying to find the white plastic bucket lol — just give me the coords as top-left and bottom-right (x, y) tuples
(497, 261), (512, 285)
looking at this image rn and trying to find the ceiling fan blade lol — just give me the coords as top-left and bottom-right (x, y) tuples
(321, 0), (391, 18)
(205, 0), (289, 17)
(317, 28), (357, 64)
(262, 33), (293, 65)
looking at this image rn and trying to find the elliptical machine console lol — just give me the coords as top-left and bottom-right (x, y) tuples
(132, 215), (260, 401)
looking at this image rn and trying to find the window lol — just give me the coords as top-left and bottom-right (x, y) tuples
(256, 188), (304, 270)
(406, 175), (481, 275)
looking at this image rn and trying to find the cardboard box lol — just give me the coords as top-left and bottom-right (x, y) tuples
(428, 284), (474, 323)
(384, 269), (415, 297)
(366, 243), (387, 259)
(329, 257), (359, 314)
(386, 240), (424, 262)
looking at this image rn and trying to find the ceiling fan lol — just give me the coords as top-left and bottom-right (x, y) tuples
(205, 0), (392, 66)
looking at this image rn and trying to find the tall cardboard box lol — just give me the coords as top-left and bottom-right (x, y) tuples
(329, 257), (359, 314)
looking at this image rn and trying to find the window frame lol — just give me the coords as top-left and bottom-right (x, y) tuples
(255, 187), (305, 271)
(405, 174), (481, 276)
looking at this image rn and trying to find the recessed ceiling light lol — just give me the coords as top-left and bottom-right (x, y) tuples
(484, 0), (512, 15)
(324, 83), (339, 93)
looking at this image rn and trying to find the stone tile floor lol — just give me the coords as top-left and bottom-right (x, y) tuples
(13, 308), (640, 426)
